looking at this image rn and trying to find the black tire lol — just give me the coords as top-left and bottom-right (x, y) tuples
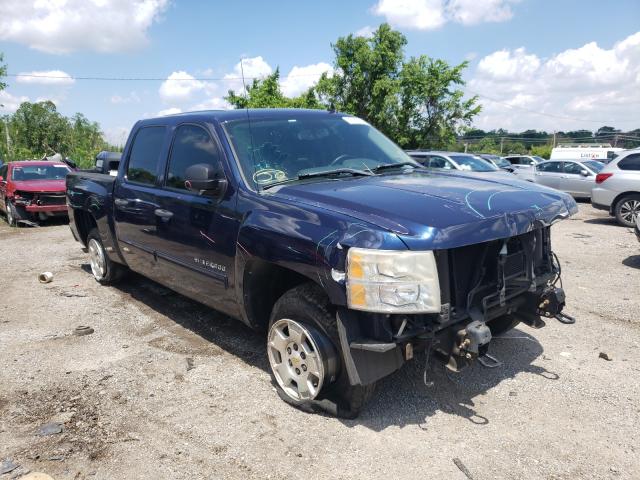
(488, 314), (520, 336)
(5, 201), (26, 227)
(268, 283), (375, 418)
(86, 228), (126, 284)
(614, 194), (640, 227)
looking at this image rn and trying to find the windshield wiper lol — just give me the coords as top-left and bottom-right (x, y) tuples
(261, 168), (372, 191)
(298, 168), (373, 179)
(372, 161), (422, 172)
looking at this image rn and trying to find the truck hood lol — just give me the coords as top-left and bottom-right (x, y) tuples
(11, 179), (66, 193)
(272, 171), (578, 250)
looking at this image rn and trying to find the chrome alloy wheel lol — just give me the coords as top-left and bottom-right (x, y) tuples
(88, 238), (106, 281)
(620, 199), (640, 224)
(267, 319), (329, 401)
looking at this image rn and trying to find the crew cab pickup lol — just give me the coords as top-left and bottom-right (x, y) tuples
(1, 160), (71, 226)
(66, 109), (577, 418)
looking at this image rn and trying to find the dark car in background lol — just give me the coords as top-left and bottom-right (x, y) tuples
(0, 160), (71, 226)
(67, 109), (577, 417)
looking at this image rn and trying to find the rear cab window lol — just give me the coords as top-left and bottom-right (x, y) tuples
(126, 126), (167, 185)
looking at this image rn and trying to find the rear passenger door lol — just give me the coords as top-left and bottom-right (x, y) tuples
(113, 126), (169, 278)
(152, 123), (240, 316)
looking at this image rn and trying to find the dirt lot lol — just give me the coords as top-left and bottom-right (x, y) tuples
(1, 203), (639, 480)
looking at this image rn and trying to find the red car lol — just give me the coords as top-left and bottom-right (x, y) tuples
(0, 161), (71, 226)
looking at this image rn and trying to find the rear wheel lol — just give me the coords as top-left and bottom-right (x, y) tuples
(614, 194), (640, 227)
(87, 228), (125, 284)
(267, 283), (375, 418)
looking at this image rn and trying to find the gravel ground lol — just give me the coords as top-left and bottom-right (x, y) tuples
(0, 203), (639, 480)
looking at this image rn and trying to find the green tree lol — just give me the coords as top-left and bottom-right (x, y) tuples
(397, 56), (480, 148)
(316, 23), (406, 138)
(226, 69), (321, 110)
(530, 144), (552, 159)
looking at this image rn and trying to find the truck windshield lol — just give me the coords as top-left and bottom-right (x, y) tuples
(223, 115), (415, 188)
(449, 155), (498, 172)
(11, 164), (70, 181)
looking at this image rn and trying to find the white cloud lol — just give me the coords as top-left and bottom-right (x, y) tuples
(190, 97), (231, 111)
(110, 92), (141, 104)
(15, 70), (75, 86)
(159, 71), (205, 102)
(281, 63), (333, 97)
(372, 0), (517, 30)
(157, 107), (182, 116)
(355, 25), (375, 38)
(103, 126), (131, 146)
(373, 0), (446, 30)
(0, 0), (169, 54)
(447, 0), (516, 25)
(0, 91), (29, 114)
(468, 31), (640, 131)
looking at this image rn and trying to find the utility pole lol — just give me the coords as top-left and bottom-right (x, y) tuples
(552, 131), (557, 147)
(500, 137), (504, 154)
(3, 118), (11, 159)
(464, 142), (468, 153)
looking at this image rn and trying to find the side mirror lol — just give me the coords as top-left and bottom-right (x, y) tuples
(184, 163), (227, 197)
(580, 169), (589, 177)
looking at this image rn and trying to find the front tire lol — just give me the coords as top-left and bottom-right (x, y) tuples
(267, 283), (375, 418)
(614, 194), (640, 227)
(86, 228), (125, 284)
(6, 201), (25, 227)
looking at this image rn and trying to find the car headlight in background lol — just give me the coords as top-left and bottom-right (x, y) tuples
(346, 248), (441, 313)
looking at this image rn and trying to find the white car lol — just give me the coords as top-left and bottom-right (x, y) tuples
(591, 148), (640, 227)
(504, 155), (546, 181)
(405, 151), (506, 174)
(534, 159), (604, 199)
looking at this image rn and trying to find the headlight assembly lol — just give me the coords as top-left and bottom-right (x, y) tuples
(346, 248), (441, 313)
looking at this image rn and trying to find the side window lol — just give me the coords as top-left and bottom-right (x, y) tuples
(0, 165), (7, 180)
(506, 157), (519, 165)
(126, 126), (166, 185)
(563, 162), (584, 175)
(428, 156), (452, 169)
(618, 154), (640, 171)
(537, 162), (561, 173)
(408, 154), (427, 165)
(165, 124), (223, 191)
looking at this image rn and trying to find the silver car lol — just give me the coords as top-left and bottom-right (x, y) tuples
(405, 151), (504, 174)
(591, 148), (640, 227)
(504, 155), (546, 181)
(534, 159), (604, 199)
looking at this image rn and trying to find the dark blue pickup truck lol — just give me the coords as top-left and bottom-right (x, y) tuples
(67, 109), (577, 417)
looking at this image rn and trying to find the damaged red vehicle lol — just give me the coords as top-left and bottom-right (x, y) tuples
(0, 161), (71, 226)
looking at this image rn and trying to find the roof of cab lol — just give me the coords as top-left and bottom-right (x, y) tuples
(136, 108), (344, 127)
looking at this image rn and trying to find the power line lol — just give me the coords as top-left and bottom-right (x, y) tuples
(6, 72), (326, 82)
(465, 88), (617, 125)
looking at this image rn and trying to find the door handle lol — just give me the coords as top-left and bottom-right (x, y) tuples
(114, 198), (129, 208)
(154, 208), (174, 220)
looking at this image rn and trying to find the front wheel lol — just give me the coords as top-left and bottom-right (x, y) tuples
(6, 201), (25, 227)
(86, 228), (126, 284)
(614, 194), (640, 227)
(267, 283), (375, 418)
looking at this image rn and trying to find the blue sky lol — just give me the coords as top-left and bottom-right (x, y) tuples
(1, 0), (639, 145)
